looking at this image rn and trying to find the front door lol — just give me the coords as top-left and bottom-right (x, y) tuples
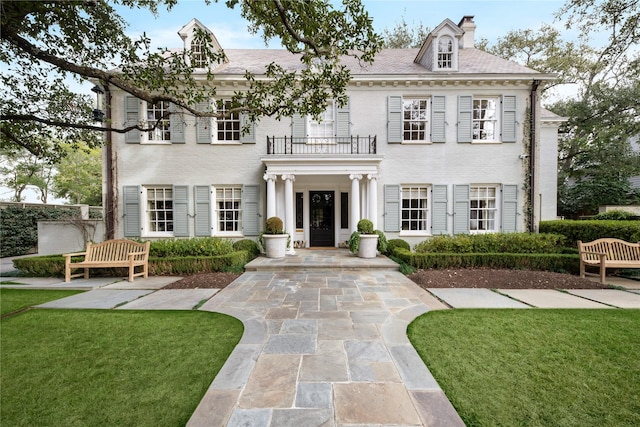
(309, 191), (335, 247)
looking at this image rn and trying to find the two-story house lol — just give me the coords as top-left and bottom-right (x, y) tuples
(104, 16), (562, 251)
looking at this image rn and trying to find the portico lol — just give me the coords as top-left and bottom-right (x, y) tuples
(262, 156), (383, 252)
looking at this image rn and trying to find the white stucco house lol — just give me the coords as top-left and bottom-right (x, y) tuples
(103, 16), (562, 251)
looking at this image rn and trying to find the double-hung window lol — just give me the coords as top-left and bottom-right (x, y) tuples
(403, 99), (430, 142)
(191, 39), (207, 68)
(216, 100), (241, 142)
(470, 186), (497, 232)
(472, 98), (499, 142)
(401, 186), (430, 233)
(146, 101), (171, 142)
(308, 101), (335, 141)
(146, 187), (174, 234)
(215, 187), (242, 233)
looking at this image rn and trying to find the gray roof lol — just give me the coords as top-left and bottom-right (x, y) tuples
(211, 47), (542, 77)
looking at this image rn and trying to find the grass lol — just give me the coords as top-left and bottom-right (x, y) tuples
(0, 288), (84, 315)
(408, 310), (640, 426)
(1, 309), (243, 426)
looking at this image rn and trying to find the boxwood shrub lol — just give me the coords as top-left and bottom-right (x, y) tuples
(414, 233), (565, 254)
(11, 251), (250, 278)
(394, 248), (579, 274)
(148, 237), (233, 257)
(540, 220), (640, 247)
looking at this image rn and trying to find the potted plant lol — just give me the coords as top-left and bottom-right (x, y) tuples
(348, 219), (385, 258)
(262, 216), (288, 258)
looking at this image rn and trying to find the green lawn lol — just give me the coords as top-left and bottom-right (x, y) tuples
(408, 309), (640, 427)
(0, 288), (84, 315)
(1, 308), (243, 426)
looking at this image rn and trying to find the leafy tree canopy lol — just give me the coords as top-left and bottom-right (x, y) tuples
(381, 14), (430, 48)
(0, 0), (382, 162)
(52, 143), (102, 205)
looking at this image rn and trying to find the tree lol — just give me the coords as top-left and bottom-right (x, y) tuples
(381, 15), (430, 48)
(0, 148), (55, 203)
(52, 144), (102, 205)
(0, 0), (382, 163)
(480, 0), (640, 217)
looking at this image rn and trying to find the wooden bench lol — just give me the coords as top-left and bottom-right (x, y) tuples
(64, 239), (150, 282)
(577, 238), (640, 284)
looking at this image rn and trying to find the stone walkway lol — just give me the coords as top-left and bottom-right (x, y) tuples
(189, 251), (462, 426)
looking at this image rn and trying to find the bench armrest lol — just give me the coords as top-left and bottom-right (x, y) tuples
(63, 251), (87, 259)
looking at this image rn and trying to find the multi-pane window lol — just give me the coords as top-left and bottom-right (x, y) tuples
(402, 186), (429, 231)
(216, 187), (241, 232)
(403, 99), (429, 141)
(437, 37), (453, 69)
(191, 40), (207, 68)
(147, 101), (171, 141)
(473, 98), (498, 141)
(308, 101), (334, 140)
(470, 186), (497, 232)
(147, 187), (173, 233)
(296, 192), (304, 229)
(216, 100), (240, 142)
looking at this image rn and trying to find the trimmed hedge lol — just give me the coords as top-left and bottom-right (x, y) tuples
(149, 237), (234, 257)
(414, 233), (566, 254)
(394, 248), (580, 274)
(540, 220), (640, 247)
(12, 251), (250, 278)
(386, 238), (410, 255)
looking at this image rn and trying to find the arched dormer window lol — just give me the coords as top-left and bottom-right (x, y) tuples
(191, 38), (207, 68)
(437, 36), (454, 69)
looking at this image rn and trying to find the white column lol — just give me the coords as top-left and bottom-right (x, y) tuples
(282, 174), (296, 254)
(368, 174), (378, 229)
(349, 174), (362, 232)
(263, 173), (277, 219)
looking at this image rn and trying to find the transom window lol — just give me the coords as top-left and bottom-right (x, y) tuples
(402, 186), (429, 231)
(216, 100), (240, 142)
(308, 101), (334, 140)
(146, 101), (170, 141)
(470, 186), (497, 232)
(216, 187), (241, 232)
(147, 187), (173, 233)
(473, 98), (498, 141)
(403, 99), (429, 141)
(437, 37), (453, 69)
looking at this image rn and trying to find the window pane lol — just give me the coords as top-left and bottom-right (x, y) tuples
(147, 187), (173, 233)
(216, 187), (242, 232)
(402, 99), (429, 141)
(401, 186), (429, 231)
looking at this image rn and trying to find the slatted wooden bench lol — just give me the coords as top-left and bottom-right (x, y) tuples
(578, 238), (640, 284)
(64, 239), (150, 282)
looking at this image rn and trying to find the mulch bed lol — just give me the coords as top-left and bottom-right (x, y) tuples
(161, 269), (609, 290)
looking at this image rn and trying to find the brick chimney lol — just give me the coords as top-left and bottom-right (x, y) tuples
(458, 15), (476, 48)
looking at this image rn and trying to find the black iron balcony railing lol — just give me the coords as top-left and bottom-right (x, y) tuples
(266, 136), (377, 155)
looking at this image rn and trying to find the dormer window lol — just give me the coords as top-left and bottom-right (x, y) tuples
(437, 37), (454, 69)
(191, 39), (207, 68)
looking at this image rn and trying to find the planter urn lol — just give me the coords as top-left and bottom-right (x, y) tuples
(263, 234), (288, 259)
(358, 234), (379, 258)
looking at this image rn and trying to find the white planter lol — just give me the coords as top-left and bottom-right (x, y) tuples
(263, 234), (288, 259)
(358, 234), (379, 258)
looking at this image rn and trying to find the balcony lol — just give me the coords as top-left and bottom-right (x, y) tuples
(266, 136), (377, 155)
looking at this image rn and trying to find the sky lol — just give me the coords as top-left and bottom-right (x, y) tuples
(117, 0), (572, 51)
(5, 0), (578, 203)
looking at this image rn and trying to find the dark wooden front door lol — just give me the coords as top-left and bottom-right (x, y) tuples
(309, 191), (335, 247)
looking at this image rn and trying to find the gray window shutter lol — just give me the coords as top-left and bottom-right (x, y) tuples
(387, 96), (402, 143)
(384, 185), (400, 232)
(431, 96), (446, 143)
(169, 103), (185, 144)
(336, 98), (350, 138)
(501, 95), (517, 143)
(457, 95), (473, 143)
(502, 184), (518, 232)
(453, 184), (470, 234)
(239, 113), (256, 144)
(242, 185), (260, 236)
(124, 96), (140, 144)
(195, 101), (211, 144)
(173, 185), (189, 237)
(291, 113), (306, 141)
(194, 186), (211, 236)
(431, 185), (448, 234)
(123, 185), (141, 237)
